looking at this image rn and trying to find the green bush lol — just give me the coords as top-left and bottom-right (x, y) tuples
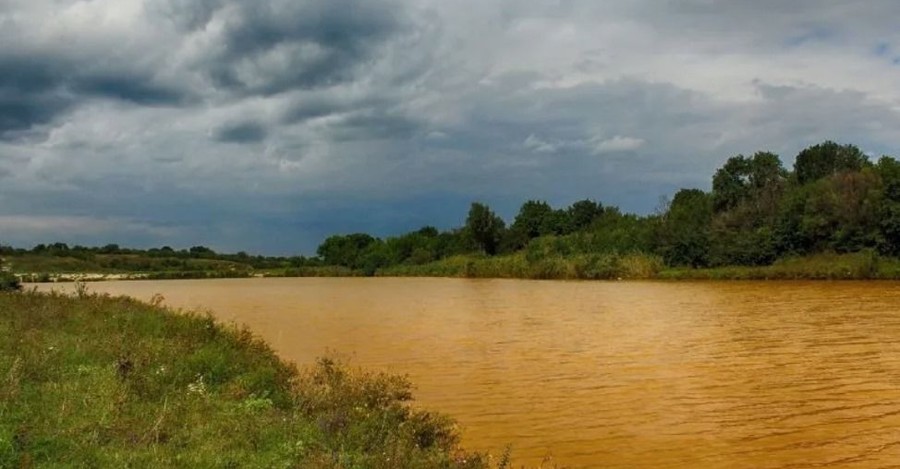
(0, 272), (20, 291)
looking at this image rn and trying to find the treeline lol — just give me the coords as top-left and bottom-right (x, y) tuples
(317, 140), (900, 275)
(0, 243), (319, 272)
(5, 140), (900, 280)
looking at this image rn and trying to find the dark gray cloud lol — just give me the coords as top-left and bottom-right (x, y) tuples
(2, 0), (900, 254)
(0, 55), (183, 139)
(72, 75), (186, 106)
(196, 0), (408, 95)
(215, 121), (267, 143)
(0, 56), (73, 136)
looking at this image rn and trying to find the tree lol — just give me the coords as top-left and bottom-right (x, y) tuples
(510, 200), (554, 240)
(712, 155), (751, 212)
(709, 152), (786, 265)
(776, 169), (883, 254)
(877, 156), (900, 254)
(659, 189), (713, 267)
(804, 169), (883, 252)
(794, 141), (868, 185)
(567, 199), (603, 232)
(465, 202), (506, 255)
(316, 233), (377, 268)
(99, 243), (121, 254)
(712, 152), (786, 213)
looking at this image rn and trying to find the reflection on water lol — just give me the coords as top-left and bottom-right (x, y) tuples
(38, 278), (900, 468)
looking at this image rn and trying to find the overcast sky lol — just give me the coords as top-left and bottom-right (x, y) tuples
(2, 0), (900, 254)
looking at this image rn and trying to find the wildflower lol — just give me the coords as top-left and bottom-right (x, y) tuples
(187, 374), (207, 395)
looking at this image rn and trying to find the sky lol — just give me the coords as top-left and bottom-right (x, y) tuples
(3, 0), (900, 255)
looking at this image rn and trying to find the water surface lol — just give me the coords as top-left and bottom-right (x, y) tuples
(39, 278), (900, 467)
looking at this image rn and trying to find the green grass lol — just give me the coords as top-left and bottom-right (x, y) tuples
(381, 251), (900, 281)
(378, 252), (664, 280)
(0, 290), (501, 468)
(4, 254), (252, 275)
(658, 251), (900, 280)
(262, 266), (363, 278)
(11, 250), (900, 282)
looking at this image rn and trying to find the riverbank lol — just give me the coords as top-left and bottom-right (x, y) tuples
(0, 290), (497, 468)
(9, 251), (900, 283)
(377, 251), (900, 281)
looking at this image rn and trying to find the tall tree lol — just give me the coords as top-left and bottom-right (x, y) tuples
(567, 199), (603, 232)
(794, 141), (868, 185)
(465, 202), (506, 255)
(709, 152), (786, 265)
(712, 152), (786, 213)
(510, 200), (554, 239)
(877, 156), (900, 255)
(660, 189), (713, 267)
(317, 233), (377, 268)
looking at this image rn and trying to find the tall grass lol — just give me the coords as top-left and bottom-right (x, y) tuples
(264, 266), (363, 278)
(0, 290), (501, 468)
(658, 250), (900, 280)
(378, 252), (664, 280)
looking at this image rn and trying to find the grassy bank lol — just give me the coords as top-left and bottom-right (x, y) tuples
(377, 251), (900, 281)
(378, 252), (664, 280)
(261, 266), (364, 278)
(0, 290), (501, 468)
(3, 254), (253, 276)
(658, 251), (900, 280)
(10, 251), (900, 283)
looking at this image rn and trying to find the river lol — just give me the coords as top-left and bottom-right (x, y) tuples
(36, 278), (900, 468)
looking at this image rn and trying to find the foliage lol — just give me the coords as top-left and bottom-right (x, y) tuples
(0, 257), (20, 292)
(658, 251), (895, 280)
(794, 141), (868, 185)
(0, 273), (20, 292)
(465, 202), (506, 256)
(659, 189), (712, 267)
(316, 233), (378, 269)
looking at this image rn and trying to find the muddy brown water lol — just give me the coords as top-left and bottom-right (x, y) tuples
(36, 278), (900, 468)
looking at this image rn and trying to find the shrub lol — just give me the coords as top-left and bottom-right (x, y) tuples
(0, 272), (20, 292)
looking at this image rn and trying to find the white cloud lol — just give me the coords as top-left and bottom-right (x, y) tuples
(590, 135), (645, 154)
(523, 134), (559, 153)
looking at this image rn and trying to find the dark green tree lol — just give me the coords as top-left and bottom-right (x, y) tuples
(805, 169), (883, 252)
(566, 199), (603, 232)
(659, 189), (713, 267)
(510, 201), (554, 239)
(794, 141), (868, 185)
(465, 202), (506, 255)
(712, 155), (751, 212)
(709, 152), (786, 265)
(776, 169), (883, 254)
(317, 233), (378, 268)
(877, 156), (900, 255)
(712, 152), (786, 213)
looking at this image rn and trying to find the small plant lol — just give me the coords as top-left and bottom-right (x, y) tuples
(73, 280), (89, 298)
(0, 272), (20, 292)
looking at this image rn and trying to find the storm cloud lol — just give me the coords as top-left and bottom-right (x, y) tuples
(2, 0), (900, 254)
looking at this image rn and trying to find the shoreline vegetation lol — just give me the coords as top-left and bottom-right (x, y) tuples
(0, 289), (517, 468)
(5, 250), (900, 284)
(5, 140), (900, 282)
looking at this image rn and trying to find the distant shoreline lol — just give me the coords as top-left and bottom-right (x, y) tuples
(15, 250), (900, 283)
